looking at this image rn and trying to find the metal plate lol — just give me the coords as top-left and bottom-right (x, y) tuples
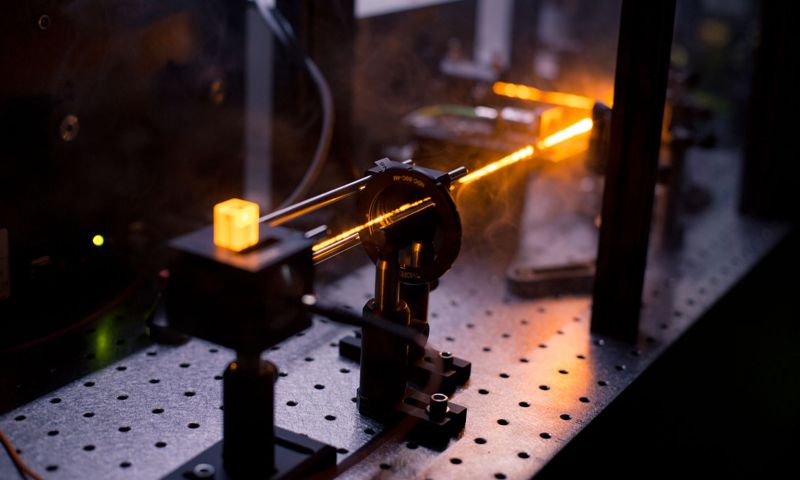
(0, 148), (788, 479)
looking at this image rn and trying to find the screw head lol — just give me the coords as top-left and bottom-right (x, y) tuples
(439, 350), (454, 369)
(431, 392), (448, 402)
(59, 114), (79, 142)
(426, 392), (450, 421)
(37, 14), (51, 31)
(193, 463), (216, 478)
(209, 79), (225, 105)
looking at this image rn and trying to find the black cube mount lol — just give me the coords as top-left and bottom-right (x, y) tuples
(164, 224), (336, 479)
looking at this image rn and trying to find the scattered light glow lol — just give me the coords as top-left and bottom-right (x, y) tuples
(92, 234), (105, 247)
(493, 81), (597, 110)
(312, 117), (594, 254)
(214, 198), (260, 252)
(93, 318), (113, 362)
(458, 117), (593, 186)
(458, 145), (536, 185)
(312, 197), (431, 253)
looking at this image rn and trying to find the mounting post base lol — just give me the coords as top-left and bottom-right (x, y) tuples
(339, 335), (471, 394)
(357, 387), (467, 450)
(163, 427), (337, 480)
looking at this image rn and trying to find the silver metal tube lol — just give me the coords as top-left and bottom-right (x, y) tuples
(447, 166), (468, 183)
(260, 159), (415, 226)
(409, 241), (425, 268)
(374, 258), (400, 312)
(304, 225), (328, 240)
(312, 233), (361, 265)
(311, 198), (436, 265)
(260, 176), (368, 226)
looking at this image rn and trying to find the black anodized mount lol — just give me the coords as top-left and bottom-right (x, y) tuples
(164, 224), (336, 479)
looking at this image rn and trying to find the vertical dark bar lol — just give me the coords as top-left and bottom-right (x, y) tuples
(740, 1), (800, 221)
(277, 0), (357, 176)
(591, 0), (676, 342)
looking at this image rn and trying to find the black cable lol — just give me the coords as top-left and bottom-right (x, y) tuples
(252, 0), (335, 208)
(300, 294), (446, 395)
(302, 294), (426, 349)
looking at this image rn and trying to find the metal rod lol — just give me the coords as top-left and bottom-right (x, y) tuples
(447, 166), (468, 183)
(259, 176), (368, 226)
(374, 257), (400, 312)
(300, 294), (426, 350)
(591, 0), (676, 342)
(312, 233), (361, 264)
(312, 198), (436, 264)
(265, 115), (586, 230)
(305, 163), (457, 265)
(304, 224), (328, 240)
(260, 159), (414, 226)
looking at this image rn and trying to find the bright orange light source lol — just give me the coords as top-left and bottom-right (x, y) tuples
(493, 81), (596, 110)
(214, 198), (260, 252)
(538, 117), (594, 150)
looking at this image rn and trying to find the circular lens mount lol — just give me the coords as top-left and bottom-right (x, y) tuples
(357, 160), (461, 283)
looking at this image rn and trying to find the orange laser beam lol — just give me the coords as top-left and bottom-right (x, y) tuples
(313, 117), (593, 253)
(493, 81), (597, 110)
(312, 197), (431, 252)
(457, 145), (536, 185)
(458, 117), (593, 186)
(537, 117), (594, 149)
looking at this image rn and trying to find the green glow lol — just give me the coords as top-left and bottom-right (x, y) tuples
(93, 317), (113, 362)
(92, 234), (105, 247)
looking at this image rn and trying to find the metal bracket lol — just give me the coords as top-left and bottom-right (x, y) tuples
(339, 335), (471, 395)
(163, 427), (337, 480)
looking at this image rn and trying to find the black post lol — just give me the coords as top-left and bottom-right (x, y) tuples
(222, 354), (277, 476)
(740, 1), (800, 221)
(276, 0), (357, 177)
(591, 0), (676, 342)
(358, 256), (411, 418)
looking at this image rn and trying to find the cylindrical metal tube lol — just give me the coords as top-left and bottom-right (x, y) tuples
(312, 232), (361, 264)
(358, 299), (411, 418)
(401, 241), (433, 361)
(312, 195), (437, 265)
(408, 241), (425, 268)
(260, 176), (368, 226)
(375, 258), (400, 313)
(447, 166), (468, 183)
(427, 393), (450, 421)
(222, 356), (277, 475)
(439, 351), (454, 371)
(402, 282), (430, 361)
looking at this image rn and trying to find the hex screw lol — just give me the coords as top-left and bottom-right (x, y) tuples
(426, 393), (449, 421)
(37, 14), (51, 31)
(439, 351), (454, 370)
(59, 114), (79, 142)
(193, 463), (216, 478)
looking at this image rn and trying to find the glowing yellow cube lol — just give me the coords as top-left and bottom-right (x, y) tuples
(213, 198), (260, 252)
